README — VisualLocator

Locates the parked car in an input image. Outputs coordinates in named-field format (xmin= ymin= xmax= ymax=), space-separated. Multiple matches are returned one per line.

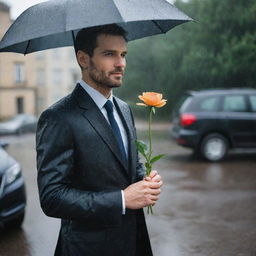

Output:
xmin=0 ymin=114 xmax=37 ymax=135
xmin=171 ymin=88 xmax=256 ymax=161
xmin=0 ymin=142 xmax=26 ymax=228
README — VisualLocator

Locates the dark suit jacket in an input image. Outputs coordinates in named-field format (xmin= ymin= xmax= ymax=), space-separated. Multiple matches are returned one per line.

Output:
xmin=36 ymin=84 xmax=153 ymax=256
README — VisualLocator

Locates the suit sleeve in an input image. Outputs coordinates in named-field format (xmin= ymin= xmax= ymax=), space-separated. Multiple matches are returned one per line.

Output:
xmin=36 ymin=109 xmax=122 ymax=227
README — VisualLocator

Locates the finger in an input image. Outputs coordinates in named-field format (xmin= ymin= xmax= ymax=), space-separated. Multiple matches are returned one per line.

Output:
xmin=150 ymin=200 xmax=157 ymax=206
xmin=150 ymin=195 xmax=159 ymax=201
xmin=149 ymin=188 xmax=161 ymax=195
xmin=144 ymin=176 xmax=151 ymax=181
xmin=153 ymin=180 xmax=163 ymax=187
xmin=151 ymin=174 xmax=162 ymax=182
xmin=148 ymin=181 xmax=162 ymax=189
xmin=149 ymin=170 xmax=158 ymax=178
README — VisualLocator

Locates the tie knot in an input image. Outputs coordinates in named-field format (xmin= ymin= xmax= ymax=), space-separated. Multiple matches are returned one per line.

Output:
xmin=104 ymin=100 xmax=114 ymax=113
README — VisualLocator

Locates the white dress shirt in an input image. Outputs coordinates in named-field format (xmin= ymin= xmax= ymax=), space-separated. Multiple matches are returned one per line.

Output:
xmin=79 ymin=79 xmax=127 ymax=214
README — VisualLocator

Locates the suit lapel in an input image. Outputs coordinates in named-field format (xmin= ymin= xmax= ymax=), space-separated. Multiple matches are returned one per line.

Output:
xmin=113 ymin=97 xmax=137 ymax=180
xmin=72 ymin=84 xmax=129 ymax=173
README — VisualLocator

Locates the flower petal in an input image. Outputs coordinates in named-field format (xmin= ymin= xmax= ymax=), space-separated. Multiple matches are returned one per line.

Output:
xmin=156 ymin=93 xmax=163 ymax=101
xmin=155 ymin=100 xmax=167 ymax=108
xmin=136 ymin=103 xmax=147 ymax=107
xmin=143 ymin=94 xmax=158 ymax=106
xmin=138 ymin=95 xmax=146 ymax=103
xmin=138 ymin=92 xmax=166 ymax=107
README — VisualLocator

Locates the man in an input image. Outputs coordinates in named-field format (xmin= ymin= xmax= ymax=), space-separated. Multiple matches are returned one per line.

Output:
xmin=36 ymin=24 xmax=163 ymax=256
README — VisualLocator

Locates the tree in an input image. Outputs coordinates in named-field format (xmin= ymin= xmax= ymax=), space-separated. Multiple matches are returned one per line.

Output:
xmin=116 ymin=0 xmax=256 ymax=118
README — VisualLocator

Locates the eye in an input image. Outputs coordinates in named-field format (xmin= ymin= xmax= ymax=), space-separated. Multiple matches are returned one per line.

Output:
xmin=104 ymin=52 xmax=114 ymax=56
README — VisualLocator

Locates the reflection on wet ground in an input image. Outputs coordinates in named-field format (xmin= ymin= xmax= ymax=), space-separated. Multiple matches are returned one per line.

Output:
xmin=141 ymin=130 xmax=256 ymax=256
xmin=0 ymin=129 xmax=256 ymax=256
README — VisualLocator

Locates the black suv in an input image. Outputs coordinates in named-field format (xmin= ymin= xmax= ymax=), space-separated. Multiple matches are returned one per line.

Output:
xmin=172 ymin=89 xmax=256 ymax=161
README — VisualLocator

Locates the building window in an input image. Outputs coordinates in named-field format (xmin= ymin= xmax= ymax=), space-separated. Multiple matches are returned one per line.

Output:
xmin=36 ymin=68 xmax=45 ymax=86
xmin=37 ymin=96 xmax=45 ymax=112
xmin=71 ymin=70 xmax=79 ymax=84
xmin=52 ymin=69 xmax=63 ymax=84
xmin=16 ymin=97 xmax=24 ymax=114
xmin=14 ymin=63 xmax=25 ymax=83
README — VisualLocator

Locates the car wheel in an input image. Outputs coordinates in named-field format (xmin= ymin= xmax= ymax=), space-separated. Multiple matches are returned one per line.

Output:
xmin=5 ymin=212 xmax=25 ymax=229
xmin=200 ymin=133 xmax=228 ymax=161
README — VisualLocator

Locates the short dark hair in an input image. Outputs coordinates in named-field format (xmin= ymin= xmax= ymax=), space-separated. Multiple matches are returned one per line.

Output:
xmin=74 ymin=24 xmax=128 ymax=57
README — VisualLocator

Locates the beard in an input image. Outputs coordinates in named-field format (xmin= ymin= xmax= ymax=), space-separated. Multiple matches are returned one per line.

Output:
xmin=88 ymin=59 xmax=124 ymax=89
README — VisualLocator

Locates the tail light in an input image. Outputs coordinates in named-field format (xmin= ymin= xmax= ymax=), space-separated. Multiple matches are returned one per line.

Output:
xmin=180 ymin=113 xmax=197 ymax=127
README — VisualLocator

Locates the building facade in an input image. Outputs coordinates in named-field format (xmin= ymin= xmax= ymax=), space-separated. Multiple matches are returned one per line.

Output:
xmin=33 ymin=48 xmax=80 ymax=114
xmin=0 ymin=2 xmax=37 ymax=119
xmin=0 ymin=1 xmax=80 ymax=120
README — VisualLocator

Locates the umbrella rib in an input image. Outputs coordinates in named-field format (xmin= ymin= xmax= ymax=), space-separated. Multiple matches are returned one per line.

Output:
xmin=72 ymin=30 xmax=75 ymax=46
xmin=152 ymin=20 xmax=165 ymax=33
xmin=112 ymin=0 xmax=126 ymax=23
xmin=71 ymin=30 xmax=77 ymax=55
xmin=24 ymin=40 xmax=31 ymax=55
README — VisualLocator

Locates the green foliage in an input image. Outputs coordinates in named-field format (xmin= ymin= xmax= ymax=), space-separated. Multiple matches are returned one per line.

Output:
xmin=115 ymin=0 xmax=256 ymax=119
xmin=135 ymin=140 xmax=165 ymax=166
xmin=150 ymin=154 xmax=165 ymax=164
xmin=135 ymin=140 xmax=148 ymax=159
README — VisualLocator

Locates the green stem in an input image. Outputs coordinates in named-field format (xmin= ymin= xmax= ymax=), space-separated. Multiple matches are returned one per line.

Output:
xmin=147 ymin=205 xmax=153 ymax=214
xmin=147 ymin=107 xmax=154 ymax=215
xmin=147 ymin=107 xmax=153 ymax=176
xmin=149 ymin=107 xmax=153 ymax=159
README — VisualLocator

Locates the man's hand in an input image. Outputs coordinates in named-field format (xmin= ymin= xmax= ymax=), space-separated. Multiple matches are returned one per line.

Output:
xmin=144 ymin=170 xmax=162 ymax=183
xmin=124 ymin=170 xmax=163 ymax=210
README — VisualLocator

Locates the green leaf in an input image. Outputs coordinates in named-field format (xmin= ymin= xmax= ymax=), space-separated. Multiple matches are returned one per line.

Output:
xmin=145 ymin=162 xmax=151 ymax=169
xmin=135 ymin=140 xmax=148 ymax=158
xmin=150 ymin=154 xmax=165 ymax=164
xmin=152 ymin=107 xmax=156 ymax=114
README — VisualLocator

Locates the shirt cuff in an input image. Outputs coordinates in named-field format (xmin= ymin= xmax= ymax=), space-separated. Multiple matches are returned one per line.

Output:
xmin=121 ymin=190 xmax=126 ymax=215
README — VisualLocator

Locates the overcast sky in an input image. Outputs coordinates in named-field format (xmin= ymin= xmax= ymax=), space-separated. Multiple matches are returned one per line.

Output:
xmin=3 ymin=0 xmax=175 ymax=19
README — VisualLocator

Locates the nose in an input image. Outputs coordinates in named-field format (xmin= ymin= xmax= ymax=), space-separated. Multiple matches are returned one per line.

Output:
xmin=115 ymin=56 xmax=126 ymax=68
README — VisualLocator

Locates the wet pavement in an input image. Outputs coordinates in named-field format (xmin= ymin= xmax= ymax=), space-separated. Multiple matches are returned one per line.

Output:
xmin=0 ymin=125 xmax=256 ymax=256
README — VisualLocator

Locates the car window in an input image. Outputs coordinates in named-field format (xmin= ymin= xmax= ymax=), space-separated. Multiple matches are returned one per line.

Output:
xmin=186 ymin=96 xmax=220 ymax=112
xmin=180 ymin=96 xmax=193 ymax=112
xmin=200 ymin=97 xmax=220 ymax=111
xmin=223 ymin=95 xmax=247 ymax=112
xmin=249 ymin=95 xmax=256 ymax=112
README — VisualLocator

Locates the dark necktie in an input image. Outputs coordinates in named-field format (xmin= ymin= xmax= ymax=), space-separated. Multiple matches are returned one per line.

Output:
xmin=104 ymin=100 xmax=127 ymax=162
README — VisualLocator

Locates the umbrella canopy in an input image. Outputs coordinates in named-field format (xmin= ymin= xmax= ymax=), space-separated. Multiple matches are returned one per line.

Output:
xmin=0 ymin=0 xmax=192 ymax=54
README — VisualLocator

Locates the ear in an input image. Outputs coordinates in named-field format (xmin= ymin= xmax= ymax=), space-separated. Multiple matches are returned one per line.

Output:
xmin=77 ymin=50 xmax=89 ymax=69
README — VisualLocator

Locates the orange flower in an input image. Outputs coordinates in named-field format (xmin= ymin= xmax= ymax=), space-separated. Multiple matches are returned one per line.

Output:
xmin=137 ymin=92 xmax=167 ymax=108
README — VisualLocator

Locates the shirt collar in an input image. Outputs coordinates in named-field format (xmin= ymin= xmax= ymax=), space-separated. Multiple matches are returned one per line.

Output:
xmin=79 ymin=79 xmax=114 ymax=110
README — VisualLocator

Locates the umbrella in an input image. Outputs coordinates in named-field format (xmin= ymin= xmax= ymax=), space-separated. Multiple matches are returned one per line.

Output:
xmin=0 ymin=0 xmax=192 ymax=54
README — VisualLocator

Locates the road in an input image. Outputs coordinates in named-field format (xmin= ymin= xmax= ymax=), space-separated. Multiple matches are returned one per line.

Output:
xmin=0 ymin=126 xmax=256 ymax=256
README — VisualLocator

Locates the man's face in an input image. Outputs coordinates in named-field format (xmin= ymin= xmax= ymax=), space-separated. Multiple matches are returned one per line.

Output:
xmin=86 ymin=34 xmax=127 ymax=89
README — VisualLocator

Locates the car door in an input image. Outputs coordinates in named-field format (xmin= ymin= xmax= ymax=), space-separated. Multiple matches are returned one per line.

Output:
xmin=248 ymin=94 xmax=256 ymax=146
xmin=221 ymin=94 xmax=254 ymax=147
